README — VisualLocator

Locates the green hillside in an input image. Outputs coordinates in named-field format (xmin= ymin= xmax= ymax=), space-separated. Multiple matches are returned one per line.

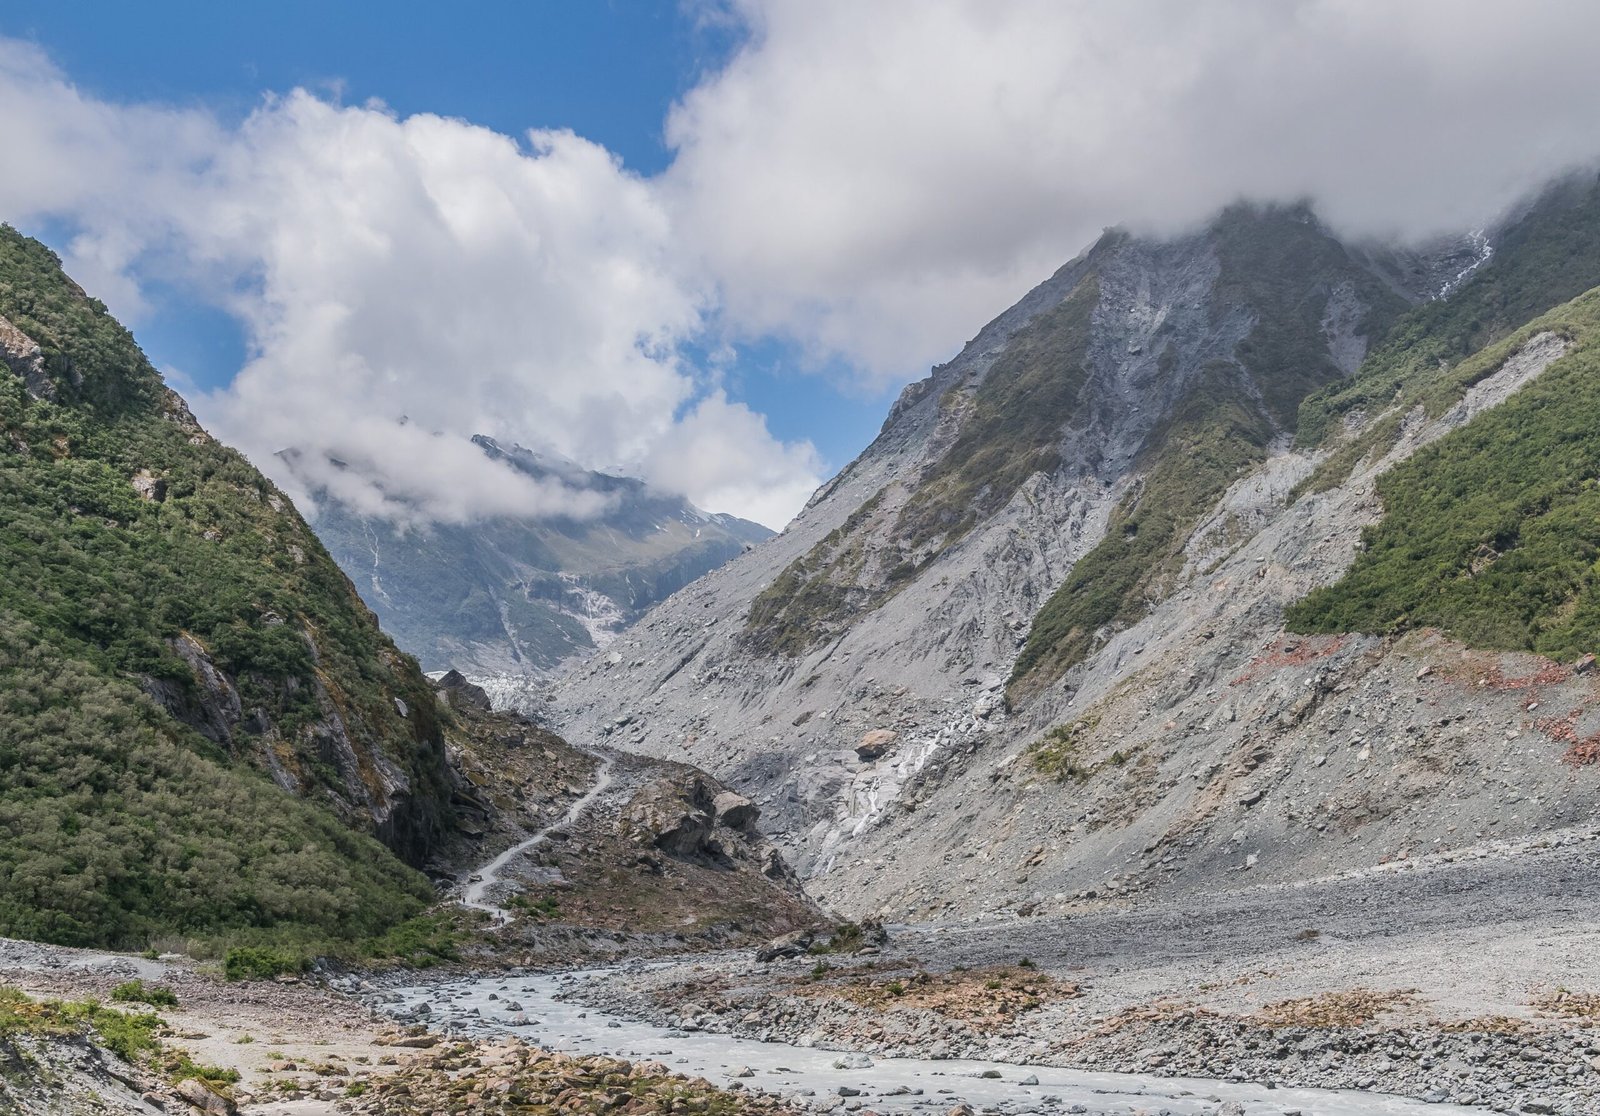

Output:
xmin=1287 ymin=289 xmax=1600 ymax=658
xmin=0 ymin=227 xmax=449 ymax=949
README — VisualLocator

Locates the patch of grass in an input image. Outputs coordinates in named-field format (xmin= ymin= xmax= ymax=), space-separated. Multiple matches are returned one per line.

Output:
xmin=109 ymin=979 xmax=178 ymax=1008
xmin=1029 ymin=718 xmax=1098 ymax=782
xmin=796 ymin=966 xmax=1079 ymax=1031
xmin=1255 ymin=988 xmax=1419 ymax=1029
xmin=509 ymin=894 xmax=562 ymax=924
xmin=1287 ymin=291 xmax=1600 ymax=661
xmin=0 ymin=987 xmax=163 ymax=1065
xmin=168 ymin=1057 xmax=241 ymax=1085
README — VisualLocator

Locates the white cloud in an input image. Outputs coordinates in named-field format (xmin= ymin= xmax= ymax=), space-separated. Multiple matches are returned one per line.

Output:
xmin=3 ymin=4 xmax=1600 ymax=525
xmin=0 ymin=44 xmax=822 ymax=528
xmin=666 ymin=0 xmax=1600 ymax=384
xmin=638 ymin=391 xmax=824 ymax=531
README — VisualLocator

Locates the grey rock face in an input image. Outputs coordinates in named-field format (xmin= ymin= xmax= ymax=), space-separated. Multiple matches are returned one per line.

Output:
xmin=548 ymin=205 xmax=1593 ymax=923
xmin=0 ymin=313 xmax=54 ymax=400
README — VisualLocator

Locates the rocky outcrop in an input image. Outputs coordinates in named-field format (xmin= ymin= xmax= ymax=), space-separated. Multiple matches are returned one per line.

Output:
xmin=436 ymin=669 xmax=493 ymax=713
xmin=0 ymin=313 xmax=53 ymax=400
xmin=620 ymin=771 xmax=787 ymax=878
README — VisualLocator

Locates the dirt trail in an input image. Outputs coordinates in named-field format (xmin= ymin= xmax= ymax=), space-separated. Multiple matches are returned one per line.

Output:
xmin=461 ymin=752 xmax=616 ymax=921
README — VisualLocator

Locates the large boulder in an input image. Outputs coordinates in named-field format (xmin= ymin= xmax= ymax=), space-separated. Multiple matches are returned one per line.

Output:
xmin=855 ymin=729 xmax=899 ymax=761
xmin=619 ymin=771 xmax=780 ymax=871
xmin=712 ymin=789 xmax=759 ymax=830
xmin=620 ymin=773 xmax=720 ymax=857
xmin=435 ymin=669 xmax=492 ymax=713
xmin=755 ymin=929 xmax=814 ymax=962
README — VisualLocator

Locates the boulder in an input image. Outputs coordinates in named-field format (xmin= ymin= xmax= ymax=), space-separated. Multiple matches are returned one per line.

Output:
xmin=619 ymin=779 xmax=716 ymax=857
xmin=713 ymin=790 xmax=759 ymax=829
xmin=856 ymin=729 xmax=899 ymax=760
xmin=435 ymin=669 xmax=492 ymax=712
xmin=174 ymin=1079 xmax=236 ymax=1116
xmin=755 ymin=929 xmax=814 ymax=962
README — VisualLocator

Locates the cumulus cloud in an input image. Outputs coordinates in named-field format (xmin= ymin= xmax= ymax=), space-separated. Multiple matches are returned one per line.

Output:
xmin=4 ymin=4 xmax=1600 ymax=525
xmin=667 ymin=0 xmax=1600 ymax=384
xmin=637 ymin=391 xmax=826 ymax=531
xmin=0 ymin=41 xmax=822 ymax=528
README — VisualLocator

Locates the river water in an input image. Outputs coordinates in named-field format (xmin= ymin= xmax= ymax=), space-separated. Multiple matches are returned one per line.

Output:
xmin=380 ymin=969 xmax=1484 ymax=1116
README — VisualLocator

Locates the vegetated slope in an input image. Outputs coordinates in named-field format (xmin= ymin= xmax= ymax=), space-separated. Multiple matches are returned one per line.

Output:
xmin=0 ymin=229 xmax=811 ymax=956
xmin=304 ymin=437 xmax=771 ymax=676
xmin=1288 ymin=288 xmax=1600 ymax=658
xmin=0 ymin=226 xmax=452 ymax=949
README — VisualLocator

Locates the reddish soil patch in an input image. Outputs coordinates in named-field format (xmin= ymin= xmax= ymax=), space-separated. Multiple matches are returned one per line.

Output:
xmin=1231 ymin=635 xmax=1346 ymax=686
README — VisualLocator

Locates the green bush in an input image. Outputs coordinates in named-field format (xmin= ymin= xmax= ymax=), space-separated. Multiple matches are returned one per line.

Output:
xmin=109 ymin=980 xmax=178 ymax=1008
xmin=222 ymin=946 xmax=309 ymax=982
xmin=358 ymin=911 xmax=465 ymax=968
xmin=169 ymin=1057 xmax=241 ymax=1085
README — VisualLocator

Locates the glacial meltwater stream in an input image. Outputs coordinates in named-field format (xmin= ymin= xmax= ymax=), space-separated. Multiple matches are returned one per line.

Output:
xmin=381 ymin=969 xmax=1484 ymax=1116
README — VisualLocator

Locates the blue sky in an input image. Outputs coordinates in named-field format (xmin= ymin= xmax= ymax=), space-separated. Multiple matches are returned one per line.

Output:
xmin=0 ymin=0 xmax=898 ymax=496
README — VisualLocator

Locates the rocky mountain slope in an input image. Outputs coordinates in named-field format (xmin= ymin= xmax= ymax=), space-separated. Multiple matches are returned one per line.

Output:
xmin=300 ymin=438 xmax=770 ymax=676
xmin=0 ymin=227 xmax=805 ymax=957
xmin=0 ymin=226 xmax=458 ymax=949
xmin=548 ymin=174 xmax=1600 ymax=921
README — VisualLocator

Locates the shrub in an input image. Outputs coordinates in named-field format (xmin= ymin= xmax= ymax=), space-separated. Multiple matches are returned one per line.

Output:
xmin=109 ymin=980 xmax=178 ymax=1007
xmin=222 ymin=946 xmax=308 ymax=982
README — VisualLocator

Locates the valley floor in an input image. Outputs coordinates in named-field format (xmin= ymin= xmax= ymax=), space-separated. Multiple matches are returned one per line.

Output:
xmin=559 ymin=830 xmax=1600 ymax=1115
xmin=4 ymin=829 xmax=1596 ymax=1115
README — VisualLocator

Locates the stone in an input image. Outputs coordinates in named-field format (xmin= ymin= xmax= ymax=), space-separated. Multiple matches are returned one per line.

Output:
xmin=131 ymin=469 xmax=167 ymax=502
xmin=713 ymin=790 xmax=759 ymax=829
xmin=755 ymin=930 xmax=814 ymax=962
xmin=856 ymin=730 xmax=900 ymax=761
xmin=434 ymin=669 xmax=491 ymax=712
xmin=174 ymin=1079 xmax=236 ymax=1116
xmin=0 ymin=314 xmax=52 ymax=400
